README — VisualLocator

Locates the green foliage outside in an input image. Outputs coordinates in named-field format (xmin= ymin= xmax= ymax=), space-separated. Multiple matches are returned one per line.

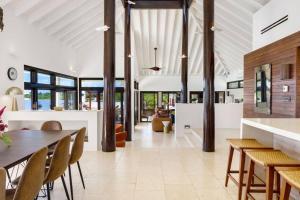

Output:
xmin=143 ymin=93 xmax=157 ymax=109
xmin=38 ymin=92 xmax=51 ymax=100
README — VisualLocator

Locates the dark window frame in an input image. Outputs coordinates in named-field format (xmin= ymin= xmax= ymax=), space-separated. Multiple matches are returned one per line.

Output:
xmin=24 ymin=65 xmax=78 ymax=110
xmin=189 ymin=91 xmax=226 ymax=103
xmin=227 ymin=80 xmax=244 ymax=89
xmin=78 ymin=78 xmax=125 ymax=124
xmin=140 ymin=91 xmax=159 ymax=122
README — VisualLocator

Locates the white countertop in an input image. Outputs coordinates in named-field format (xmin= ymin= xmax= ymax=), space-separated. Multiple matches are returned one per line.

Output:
xmin=242 ymin=118 xmax=300 ymax=141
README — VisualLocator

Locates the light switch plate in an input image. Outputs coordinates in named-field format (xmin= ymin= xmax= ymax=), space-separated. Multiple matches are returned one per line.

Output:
xmin=283 ymin=85 xmax=289 ymax=92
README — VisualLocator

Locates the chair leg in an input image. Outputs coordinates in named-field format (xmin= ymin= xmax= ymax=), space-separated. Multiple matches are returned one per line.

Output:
xmin=280 ymin=180 xmax=291 ymax=200
xmin=225 ymin=146 xmax=234 ymax=187
xmin=68 ymin=165 xmax=74 ymax=200
xmin=245 ymin=160 xmax=255 ymax=200
xmin=238 ymin=150 xmax=246 ymax=200
xmin=61 ymin=175 xmax=70 ymax=200
xmin=77 ymin=161 xmax=86 ymax=189
xmin=266 ymin=167 xmax=275 ymax=200
xmin=275 ymin=172 xmax=280 ymax=200
xmin=46 ymin=183 xmax=51 ymax=200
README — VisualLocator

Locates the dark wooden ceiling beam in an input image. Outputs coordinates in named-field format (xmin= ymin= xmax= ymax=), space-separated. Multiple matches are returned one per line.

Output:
xmin=121 ymin=0 xmax=183 ymax=9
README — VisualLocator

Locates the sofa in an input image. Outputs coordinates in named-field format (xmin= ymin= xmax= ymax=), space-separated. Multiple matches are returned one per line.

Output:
xmin=152 ymin=117 xmax=172 ymax=132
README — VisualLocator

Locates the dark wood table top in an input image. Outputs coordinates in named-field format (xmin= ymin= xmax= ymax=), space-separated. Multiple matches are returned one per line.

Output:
xmin=0 ymin=130 xmax=77 ymax=169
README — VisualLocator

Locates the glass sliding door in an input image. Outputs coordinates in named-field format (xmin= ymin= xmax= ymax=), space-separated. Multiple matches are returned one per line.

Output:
xmin=161 ymin=92 xmax=180 ymax=110
xmin=55 ymin=91 xmax=65 ymax=108
xmin=55 ymin=90 xmax=77 ymax=110
xmin=140 ymin=92 xmax=158 ymax=122
xmin=66 ymin=91 xmax=76 ymax=110
xmin=81 ymin=91 xmax=99 ymax=110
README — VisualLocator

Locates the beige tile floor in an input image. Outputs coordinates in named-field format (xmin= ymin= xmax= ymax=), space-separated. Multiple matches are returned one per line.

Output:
xmin=48 ymin=123 xmax=267 ymax=200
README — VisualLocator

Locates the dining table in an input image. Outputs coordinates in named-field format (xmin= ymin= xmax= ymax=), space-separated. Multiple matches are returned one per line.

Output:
xmin=0 ymin=130 xmax=78 ymax=169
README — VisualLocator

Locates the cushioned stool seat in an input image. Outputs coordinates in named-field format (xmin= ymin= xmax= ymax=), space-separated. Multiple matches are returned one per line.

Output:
xmin=245 ymin=150 xmax=300 ymax=200
xmin=276 ymin=167 xmax=300 ymax=200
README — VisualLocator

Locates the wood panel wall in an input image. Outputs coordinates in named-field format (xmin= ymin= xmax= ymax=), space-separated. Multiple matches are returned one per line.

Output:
xmin=244 ymin=31 xmax=300 ymax=118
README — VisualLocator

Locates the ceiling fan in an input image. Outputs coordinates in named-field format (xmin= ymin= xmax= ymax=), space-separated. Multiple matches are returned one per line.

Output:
xmin=143 ymin=48 xmax=163 ymax=72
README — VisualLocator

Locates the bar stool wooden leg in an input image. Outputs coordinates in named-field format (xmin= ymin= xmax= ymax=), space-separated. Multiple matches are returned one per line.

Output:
xmin=225 ymin=146 xmax=234 ymax=187
xmin=275 ymin=172 xmax=280 ymax=200
xmin=245 ymin=160 xmax=255 ymax=200
xmin=238 ymin=150 xmax=246 ymax=200
xmin=266 ymin=167 xmax=275 ymax=200
xmin=280 ymin=180 xmax=291 ymax=200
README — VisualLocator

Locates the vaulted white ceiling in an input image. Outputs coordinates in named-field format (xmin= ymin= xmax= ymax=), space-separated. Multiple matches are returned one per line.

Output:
xmin=1 ymin=0 xmax=271 ymax=79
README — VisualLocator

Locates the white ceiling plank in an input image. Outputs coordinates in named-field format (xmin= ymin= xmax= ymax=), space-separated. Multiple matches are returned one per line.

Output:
xmin=63 ymin=18 xmax=103 ymax=44
xmin=14 ymin=0 xmax=44 ymax=16
xmin=246 ymin=0 xmax=264 ymax=9
xmin=57 ymin=11 xmax=103 ymax=41
xmin=38 ymin=0 xmax=90 ymax=30
xmin=28 ymin=0 xmax=69 ymax=24
xmin=160 ymin=10 xmax=168 ymax=75
xmin=46 ymin=1 xmax=101 ymax=36
xmin=175 ymin=34 xmax=183 ymax=75
xmin=168 ymin=10 xmax=182 ymax=75
xmin=73 ymin=33 xmax=99 ymax=49
xmin=0 ymin=0 xmax=14 ymax=7
xmin=194 ymin=41 xmax=203 ymax=75
xmin=70 ymin=29 xmax=98 ymax=47
xmin=164 ymin=10 xmax=177 ymax=76
xmin=188 ymin=20 xmax=200 ymax=74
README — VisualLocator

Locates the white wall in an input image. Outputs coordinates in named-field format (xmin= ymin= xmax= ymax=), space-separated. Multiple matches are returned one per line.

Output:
xmin=253 ymin=0 xmax=300 ymax=49
xmin=76 ymin=34 xmax=125 ymax=78
xmin=0 ymin=9 xmax=77 ymax=109
xmin=175 ymin=103 xmax=243 ymax=137
xmin=139 ymin=75 xmax=227 ymax=91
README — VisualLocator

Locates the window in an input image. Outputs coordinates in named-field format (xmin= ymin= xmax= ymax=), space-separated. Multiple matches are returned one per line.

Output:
xmin=37 ymin=73 xmax=51 ymax=84
xmin=24 ymin=90 xmax=32 ymax=110
xmin=81 ymin=91 xmax=99 ymax=110
xmin=24 ymin=70 xmax=31 ymax=82
xmin=140 ymin=92 xmax=158 ymax=122
xmin=38 ymin=90 xmax=51 ymax=110
xmin=56 ymin=92 xmax=65 ymax=108
xmin=115 ymin=80 xmax=124 ymax=87
xmin=81 ymin=80 xmax=103 ymax=87
xmin=79 ymin=78 xmax=124 ymax=124
xmin=24 ymin=65 xmax=77 ymax=110
xmin=56 ymin=76 xmax=75 ymax=87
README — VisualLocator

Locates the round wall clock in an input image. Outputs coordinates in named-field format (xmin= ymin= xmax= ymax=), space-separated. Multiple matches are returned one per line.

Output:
xmin=7 ymin=67 xmax=18 ymax=80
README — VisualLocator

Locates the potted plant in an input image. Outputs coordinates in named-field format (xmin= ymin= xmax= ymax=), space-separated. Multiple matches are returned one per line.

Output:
xmin=0 ymin=107 xmax=11 ymax=146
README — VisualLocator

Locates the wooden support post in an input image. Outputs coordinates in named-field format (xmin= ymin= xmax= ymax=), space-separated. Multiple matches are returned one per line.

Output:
xmin=203 ymin=0 xmax=215 ymax=152
xmin=124 ymin=3 xmax=132 ymax=141
xmin=181 ymin=0 xmax=189 ymax=103
xmin=102 ymin=0 xmax=116 ymax=152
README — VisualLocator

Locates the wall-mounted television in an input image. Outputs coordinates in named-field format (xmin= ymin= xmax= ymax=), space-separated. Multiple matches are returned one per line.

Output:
xmin=254 ymin=64 xmax=272 ymax=115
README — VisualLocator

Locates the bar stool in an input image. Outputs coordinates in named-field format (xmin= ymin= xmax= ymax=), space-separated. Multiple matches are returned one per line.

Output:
xmin=225 ymin=139 xmax=273 ymax=200
xmin=245 ymin=150 xmax=300 ymax=200
xmin=276 ymin=167 xmax=300 ymax=200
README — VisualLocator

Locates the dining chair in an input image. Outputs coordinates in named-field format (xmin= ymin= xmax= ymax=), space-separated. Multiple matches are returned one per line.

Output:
xmin=3 ymin=147 xmax=48 ymax=200
xmin=41 ymin=121 xmax=62 ymax=131
xmin=68 ymin=127 xmax=86 ymax=200
xmin=44 ymin=135 xmax=71 ymax=200
xmin=41 ymin=121 xmax=62 ymax=155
